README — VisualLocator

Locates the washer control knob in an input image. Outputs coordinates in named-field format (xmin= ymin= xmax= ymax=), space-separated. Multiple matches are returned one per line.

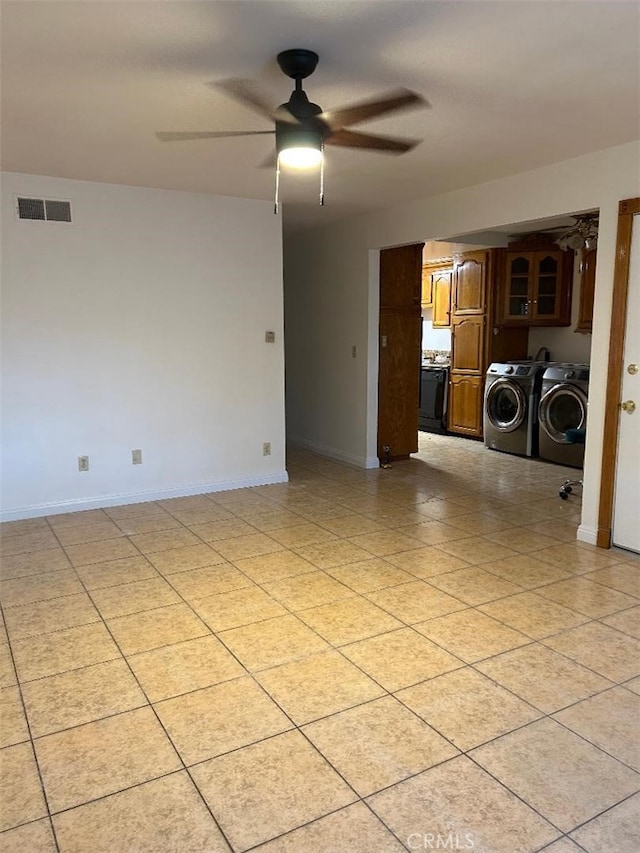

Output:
xmin=505 ymin=366 xmax=514 ymax=374
xmin=564 ymin=370 xmax=575 ymax=379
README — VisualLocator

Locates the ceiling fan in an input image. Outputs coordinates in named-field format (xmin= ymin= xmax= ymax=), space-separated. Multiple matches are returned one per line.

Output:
xmin=156 ymin=49 xmax=427 ymax=208
xmin=553 ymin=213 xmax=599 ymax=251
xmin=510 ymin=213 xmax=599 ymax=252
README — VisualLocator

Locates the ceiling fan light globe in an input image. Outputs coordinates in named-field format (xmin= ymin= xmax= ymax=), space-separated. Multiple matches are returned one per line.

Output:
xmin=567 ymin=232 xmax=587 ymax=251
xmin=278 ymin=146 xmax=323 ymax=169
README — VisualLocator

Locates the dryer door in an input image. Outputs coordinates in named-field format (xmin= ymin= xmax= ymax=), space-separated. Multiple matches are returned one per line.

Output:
xmin=538 ymin=383 xmax=588 ymax=443
xmin=485 ymin=378 xmax=528 ymax=432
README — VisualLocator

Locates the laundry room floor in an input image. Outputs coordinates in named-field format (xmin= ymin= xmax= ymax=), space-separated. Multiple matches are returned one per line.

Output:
xmin=1 ymin=433 xmax=638 ymax=853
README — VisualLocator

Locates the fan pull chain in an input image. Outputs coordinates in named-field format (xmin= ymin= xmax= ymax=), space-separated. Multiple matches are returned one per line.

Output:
xmin=274 ymin=156 xmax=281 ymax=214
xmin=319 ymin=142 xmax=325 ymax=206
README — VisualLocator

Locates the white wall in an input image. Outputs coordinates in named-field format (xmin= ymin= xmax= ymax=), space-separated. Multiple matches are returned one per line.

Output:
xmin=283 ymin=141 xmax=640 ymax=543
xmin=1 ymin=173 xmax=287 ymax=519
xmin=421 ymin=313 xmax=452 ymax=353
xmin=284 ymin=227 xmax=372 ymax=467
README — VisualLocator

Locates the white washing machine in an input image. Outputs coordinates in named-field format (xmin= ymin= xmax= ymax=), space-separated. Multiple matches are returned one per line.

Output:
xmin=484 ymin=361 xmax=548 ymax=457
xmin=538 ymin=363 xmax=589 ymax=468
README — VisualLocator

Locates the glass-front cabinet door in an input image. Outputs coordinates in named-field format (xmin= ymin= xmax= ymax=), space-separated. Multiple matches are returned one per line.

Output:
xmin=533 ymin=253 xmax=561 ymax=321
xmin=501 ymin=248 xmax=571 ymax=326
xmin=504 ymin=253 xmax=532 ymax=321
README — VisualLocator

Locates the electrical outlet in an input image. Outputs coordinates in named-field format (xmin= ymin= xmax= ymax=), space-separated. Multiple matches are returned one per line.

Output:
xmin=265 ymin=331 xmax=275 ymax=343
xmin=352 ymin=345 xmax=357 ymax=359
xmin=132 ymin=449 xmax=142 ymax=465
xmin=78 ymin=456 xmax=89 ymax=472
xmin=263 ymin=442 xmax=271 ymax=456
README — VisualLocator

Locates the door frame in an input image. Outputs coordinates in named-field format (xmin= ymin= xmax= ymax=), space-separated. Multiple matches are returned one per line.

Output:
xmin=596 ymin=197 xmax=640 ymax=548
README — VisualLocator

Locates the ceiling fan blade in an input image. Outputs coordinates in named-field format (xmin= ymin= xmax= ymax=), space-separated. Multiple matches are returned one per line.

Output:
xmin=321 ymin=88 xmax=427 ymax=130
xmin=156 ymin=130 xmax=275 ymax=142
xmin=210 ymin=78 xmax=279 ymax=122
xmin=325 ymin=129 xmax=420 ymax=153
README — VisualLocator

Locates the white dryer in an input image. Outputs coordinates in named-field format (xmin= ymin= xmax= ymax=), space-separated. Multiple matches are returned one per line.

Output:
xmin=538 ymin=363 xmax=589 ymax=468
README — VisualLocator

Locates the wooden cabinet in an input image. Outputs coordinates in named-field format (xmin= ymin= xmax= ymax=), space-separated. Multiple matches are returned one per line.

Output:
xmin=447 ymin=251 xmax=492 ymax=437
xmin=448 ymin=374 xmax=484 ymax=436
xmin=500 ymin=246 xmax=573 ymax=326
xmin=453 ymin=252 xmax=487 ymax=315
xmin=432 ymin=270 xmax=452 ymax=328
xmin=422 ymin=262 xmax=452 ymax=327
xmin=421 ymin=265 xmax=433 ymax=307
xmin=451 ymin=317 xmax=484 ymax=373
xmin=447 ymin=248 xmax=528 ymax=439
xmin=575 ymin=248 xmax=596 ymax=333
xmin=377 ymin=244 xmax=424 ymax=461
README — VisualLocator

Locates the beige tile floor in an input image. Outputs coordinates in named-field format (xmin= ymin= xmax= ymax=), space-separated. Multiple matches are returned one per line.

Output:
xmin=1 ymin=432 xmax=639 ymax=852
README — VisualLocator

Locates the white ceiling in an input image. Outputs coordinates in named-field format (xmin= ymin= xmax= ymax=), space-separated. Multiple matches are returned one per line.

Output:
xmin=1 ymin=1 xmax=638 ymax=232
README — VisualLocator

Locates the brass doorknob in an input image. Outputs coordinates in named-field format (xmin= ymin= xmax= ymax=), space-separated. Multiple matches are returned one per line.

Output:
xmin=620 ymin=400 xmax=636 ymax=413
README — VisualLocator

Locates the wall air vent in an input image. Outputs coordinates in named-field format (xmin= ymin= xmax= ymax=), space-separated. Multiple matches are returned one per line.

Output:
xmin=17 ymin=197 xmax=45 ymax=220
xmin=44 ymin=199 xmax=72 ymax=222
xmin=16 ymin=197 xmax=72 ymax=222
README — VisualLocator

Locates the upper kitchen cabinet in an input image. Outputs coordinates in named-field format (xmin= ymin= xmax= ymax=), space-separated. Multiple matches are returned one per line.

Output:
xmin=432 ymin=269 xmax=452 ymax=328
xmin=575 ymin=248 xmax=596 ymax=333
xmin=499 ymin=239 xmax=573 ymax=326
xmin=422 ymin=261 xmax=452 ymax=327
xmin=421 ymin=264 xmax=433 ymax=308
xmin=452 ymin=251 xmax=488 ymax=316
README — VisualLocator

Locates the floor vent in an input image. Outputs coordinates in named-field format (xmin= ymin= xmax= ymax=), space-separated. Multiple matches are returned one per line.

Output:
xmin=16 ymin=197 xmax=72 ymax=222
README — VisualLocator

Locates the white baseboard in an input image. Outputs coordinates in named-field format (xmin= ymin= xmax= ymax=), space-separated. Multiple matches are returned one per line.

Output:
xmin=577 ymin=524 xmax=598 ymax=546
xmin=0 ymin=471 xmax=289 ymax=522
xmin=287 ymin=436 xmax=374 ymax=469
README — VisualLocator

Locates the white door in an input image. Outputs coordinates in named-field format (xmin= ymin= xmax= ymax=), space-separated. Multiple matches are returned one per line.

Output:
xmin=612 ymin=212 xmax=640 ymax=552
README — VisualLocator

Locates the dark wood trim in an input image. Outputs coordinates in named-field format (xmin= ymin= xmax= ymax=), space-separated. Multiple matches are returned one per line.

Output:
xmin=379 ymin=305 xmax=422 ymax=315
xmin=377 ymin=243 xmax=424 ymax=462
xmin=596 ymin=197 xmax=640 ymax=548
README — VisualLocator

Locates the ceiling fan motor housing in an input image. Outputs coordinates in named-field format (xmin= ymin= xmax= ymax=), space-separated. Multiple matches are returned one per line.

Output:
xmin=276 ymin=49 xmax=319 ymax=80
xmin=275 ymin=119 xmax=326 ymax=156
xmin=276 ymin=85 xmax=328 ymax=155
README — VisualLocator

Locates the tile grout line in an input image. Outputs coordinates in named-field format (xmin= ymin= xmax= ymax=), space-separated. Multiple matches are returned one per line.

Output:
xmin=39 ymin=503 xmax=396 ymax=849
xmin=1 ymin=440 xmax=637 ymax=848
xmin=44 ymin=522 xmax=243 ymax=853
xmin=24 ymin=500 xmax=465 ymax=848
xmin=0 ymin=590 xmax=62 ymax=852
